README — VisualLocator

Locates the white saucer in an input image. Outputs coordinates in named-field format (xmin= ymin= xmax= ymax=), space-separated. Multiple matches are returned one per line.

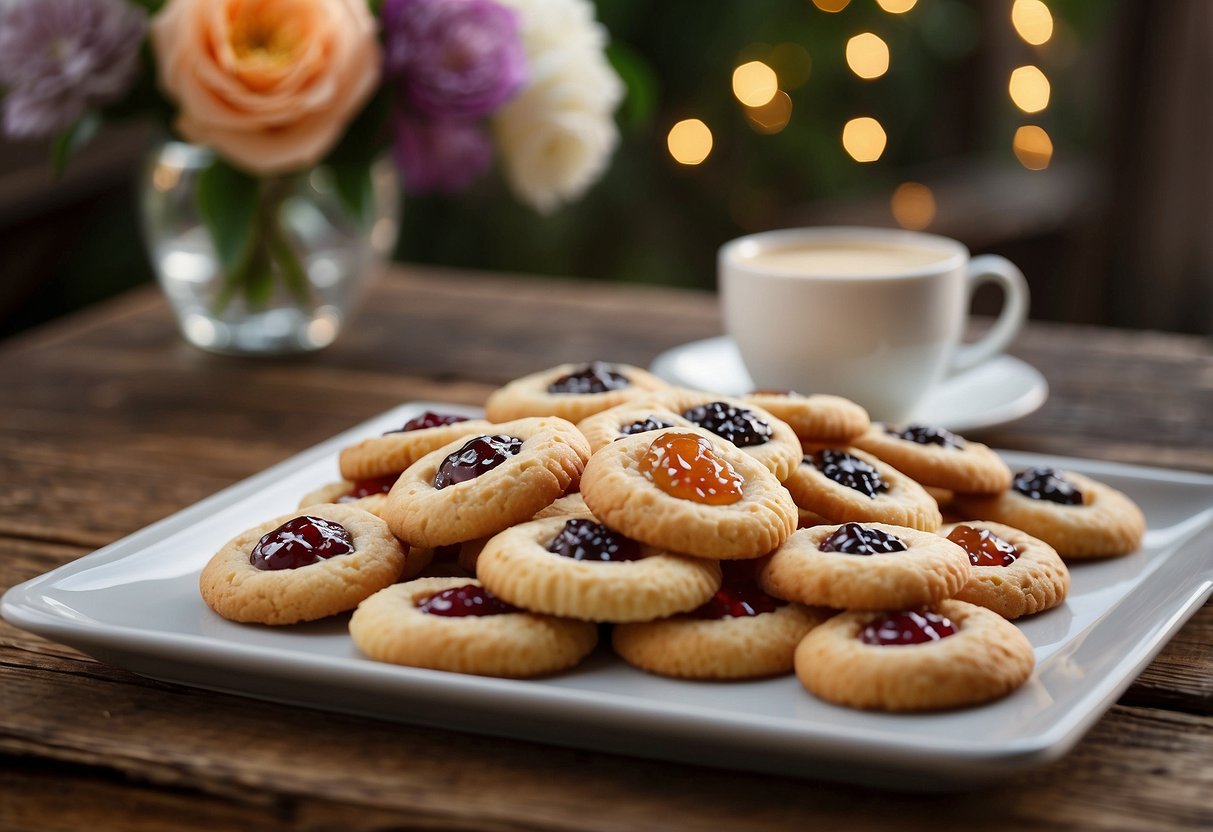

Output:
xmin=649 ymin=336 xmax=1048 ymax=433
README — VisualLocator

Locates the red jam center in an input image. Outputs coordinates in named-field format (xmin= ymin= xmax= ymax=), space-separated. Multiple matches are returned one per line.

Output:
xmin=947 ymin=525 xmax=1020 ymax=567
xmin=859 ymin=610 xmax=957 ymax=646
xmin=433 ymin=434 xmax=522 ymax=490
xmin=418 ymin=585 xmax=519 ymax=617
xmin=389 ymin=411 xmax=470 ymax=433
xmin=340 ymin=474 xmax=398 ymax=502
xmin=692 ymin=560 xmax=782 ymax=619
xmin=250 ymin=515 xmax=354 ymax=571
xmin=819 ymin=522 xmax=907 ymax=556
xmin=640 ymin=432 xmax=744 ymax=505
xmin=547 ymin=519 xmax=643 ymax=562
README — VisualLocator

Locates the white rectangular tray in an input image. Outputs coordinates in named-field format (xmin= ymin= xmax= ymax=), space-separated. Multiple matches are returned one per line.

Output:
xmin=5 ymin=402 xmax=1212 ymax=790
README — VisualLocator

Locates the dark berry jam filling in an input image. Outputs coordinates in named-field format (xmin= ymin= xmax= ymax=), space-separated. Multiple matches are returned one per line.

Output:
xmin=682 ymin=401 xmax=772 ymax=447
xmin=947 ymin=525 xmax=1020 ymax=567
xmin=387 ymin=411 xmax=470 ymax=434
xmin=692 ymin=559 xmax=783 ymax=619
xmin=819 ymin=522 xmax=908 ymax=556
xmin=859 ymin=610 xmax=957 ymax=645
xmin=418 ymin=584 xmax=519 ymax=617
xmin=547 ymin=361 xmax=630 ymax=394
xmin=1012 ymin=467 xmax=1084 ymax=505
xmin=809 ymin=449 xmax=888 ymax=499
xmin=885 ymin=423 xmax=965 ymax=450
xmin=547 ymin=519 xmax=643 ymax=562
xmin=250 ymin=515 xmax=354 ymax=571
xmin=618 ymin=416 xmax=676 ymax=437
xmin=340 ymin=474 xmax=398 ymax=502
xmin=434 ymin=434 xmax=523 ymax=490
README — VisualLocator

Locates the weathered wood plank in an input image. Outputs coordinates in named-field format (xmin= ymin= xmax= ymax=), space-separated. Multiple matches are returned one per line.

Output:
xmin=2 ymin=650 xmax=1210 ymax=832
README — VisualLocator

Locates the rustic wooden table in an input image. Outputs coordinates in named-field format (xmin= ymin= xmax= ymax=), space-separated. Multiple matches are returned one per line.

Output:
xmin=2 ymin=265 xmax=1211 ymax=831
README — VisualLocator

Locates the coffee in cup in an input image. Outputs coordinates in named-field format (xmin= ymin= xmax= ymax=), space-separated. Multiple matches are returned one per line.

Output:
xmin=718 ymin=227 xmax=1028 ymax=421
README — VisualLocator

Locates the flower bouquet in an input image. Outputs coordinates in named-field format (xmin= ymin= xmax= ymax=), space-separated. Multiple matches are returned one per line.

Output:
xmin=0 ymin=0 xmax=624 ymax=352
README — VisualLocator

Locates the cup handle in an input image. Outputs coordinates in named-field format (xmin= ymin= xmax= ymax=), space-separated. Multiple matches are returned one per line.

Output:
xmin=949 ymin=254 xmax=1029 ymax=375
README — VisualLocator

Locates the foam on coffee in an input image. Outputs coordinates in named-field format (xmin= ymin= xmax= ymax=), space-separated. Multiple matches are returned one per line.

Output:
xmin=742 ymin=242 xmax=951 ymax=277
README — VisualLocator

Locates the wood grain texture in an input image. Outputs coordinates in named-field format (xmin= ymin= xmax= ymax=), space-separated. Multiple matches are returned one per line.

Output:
xmin=1 ymin=268 xmax=1212 ymax=830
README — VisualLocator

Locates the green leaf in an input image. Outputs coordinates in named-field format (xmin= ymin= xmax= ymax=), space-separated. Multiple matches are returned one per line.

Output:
xmin=196 ymin=160 xmax=260 ymax=277
xmin=264 ymin=213 xmax=312 ymax=305
xmin=51 ymin=114 xmax=101 ymax=176
xmin=329 ymin=163 xmax=375 ymax=229
xmin=242 ymin=239 xmax=274 ymax=308
xmin=606 ymin=43 xmax=658 ymax=132
xmin=326 ymin=88 xmax=392 ymax=167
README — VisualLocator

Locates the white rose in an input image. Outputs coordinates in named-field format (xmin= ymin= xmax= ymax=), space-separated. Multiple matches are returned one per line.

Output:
xmin=498 ymin=0 xmax=606 ymax=56
xmin=493 ymin=0 xmax=623 ymax=213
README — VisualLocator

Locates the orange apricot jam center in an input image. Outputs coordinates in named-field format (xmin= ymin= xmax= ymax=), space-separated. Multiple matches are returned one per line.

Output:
xmin=639 ymin=432 xmax=744 ymax=505
xmin=947 ymin=524 xmax=1020 ymax=567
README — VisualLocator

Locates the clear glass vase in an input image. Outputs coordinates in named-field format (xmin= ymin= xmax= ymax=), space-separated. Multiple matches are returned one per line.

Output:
xmin=140 ymin=142 xmax=399 ymax=355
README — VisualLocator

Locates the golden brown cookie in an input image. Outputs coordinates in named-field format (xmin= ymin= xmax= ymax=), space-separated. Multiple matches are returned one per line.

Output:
xmin=580 ymin=426 xmax=797 ymax=559
xmin=298 ymin=481 xmax=389 ymax=517
xmin=759 ymin=523 xmax=971 ymax=611
xmin=852 ymin=423 xmax=1011 ymax=494
xmin=484 ymin=361 xmax=669 ymax=423
xmin=784 ymin=446 xmax=942 ymax=531
xmin=794 ymin=600 xmax=1035 ymax=711
xmin=939 ymin=520 xmax=1070 ymax=619
xmin=532 ymin=492 xmax=594 ymax=520
xmin=612 ymin=560 xmax=834 ymax=679
xmin=654 ymin=390 xmax=802 ymax=482
xmin=476 ymin=517 xmax=721 ymax=622
xmin=349 ymin=577 xmax=598 ymax=678
xmin=338 ymin=412 xmax=492 ymax=481
xmin=950 ymin=467 xmax=1146 ymax=559
xmin=743 ymin=391 xmax=870 ymax=444
xmin=614 ymin=604 xmax=831 ymax=680
xmin=382 ymin=417 xmax=591 ymax=548
xmin=199 ymin=504 xmax=406 ymax=625
xmin=576 ymin=403 xmax=695 ymax=454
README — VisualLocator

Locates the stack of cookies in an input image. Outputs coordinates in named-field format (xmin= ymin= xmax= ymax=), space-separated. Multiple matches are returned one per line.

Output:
xmin=198 ymin=360 xmax=1147 ymax=712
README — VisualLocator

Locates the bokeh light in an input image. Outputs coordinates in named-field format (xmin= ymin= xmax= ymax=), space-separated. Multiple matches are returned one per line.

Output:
xmin=1013 ymin=125 xmax=1053 ymax=170
xmin=846 ymin=33 xmax=890 ymax=80
xmin=746 ymin=90 xmax=793 ymax=135
xmin=733 ymin=61 xmax=779 ymax=107
xmin=1012 ymin=0 xmax=1054 ymax=46
xmin=890 ymin=182 xmax=936 ymax=229
xmin=811 ymin=0 xmax=850 ymax=13
xmin=876 ymin=0 xmax=918 ymax=13
xmin=1009 ymin=65 xmax=1050 ymax=113
xmin=668 ymin=119 xmax=714 ymax=165
xmin=842 ymin=117 xmax=887 ymax=163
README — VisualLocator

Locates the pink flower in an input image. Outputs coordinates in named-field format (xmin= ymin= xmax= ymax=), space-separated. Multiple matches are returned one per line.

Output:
xmin=150 ymin=0 xmax=381 ymax=175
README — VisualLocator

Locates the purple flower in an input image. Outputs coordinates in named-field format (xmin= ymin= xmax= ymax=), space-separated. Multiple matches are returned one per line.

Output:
xmin=392 ymin=113 xmax=494 ymax=195
xmin=0 ymin=0 xmax=146 ymax=139
xmin=381 ymin=0 xmax=528 ymax=120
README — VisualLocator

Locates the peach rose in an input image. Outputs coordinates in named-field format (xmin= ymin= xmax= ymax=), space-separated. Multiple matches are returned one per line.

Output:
xmin=151 ymin=0 xmax=381 ymax=175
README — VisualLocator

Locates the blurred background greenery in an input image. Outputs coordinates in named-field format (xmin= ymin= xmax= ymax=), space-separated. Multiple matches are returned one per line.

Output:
xmin=1 ymin=0 xmax=1209 ymax=340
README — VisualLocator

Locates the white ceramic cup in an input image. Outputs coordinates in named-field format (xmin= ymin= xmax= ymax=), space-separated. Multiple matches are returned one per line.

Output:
xmin=719 ymin=227 xmax=1029 ymax=421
